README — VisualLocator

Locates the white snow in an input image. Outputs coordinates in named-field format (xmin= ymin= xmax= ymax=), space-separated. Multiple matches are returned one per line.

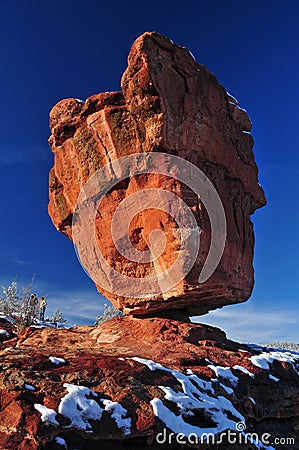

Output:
xmin=118 ymin=357 xmax=125 ymax=361
xmin=131 ymin=356 xmax=166 ymax=371
xmin=226 ymin=92 xmax=238 ymax=103
xmin=248 ymin=396 xmax=256 ymax=405
xmin=57 ymin=383 xmax=131 ymax=435
xmin=24 ymin=383 xmax=35 ymax=391
xmin=268 ymin=374 xmax=279 ymax=382
xmin=205 ymin=358 xmax=213 ymax=364
xmin=102 ymin=399 xmax=131 ymax=436
xmin=75 ymin=98 xmax=84 ymax=103
xmin=250 ymin=354 xmax=272 ymax=370
xmin=219 ymin=383 xmax=234 ymax=395
xmin=233 ymin=365 xmax=255 ymax=378
xmin=34 ymin=404 xmax=59 ymax=426
xmin=0 ymin=314 xmax=15 ymax=324
xmin=0 ymin=329 xmax=9 ymax=336
xmin=35 ymin=383 xmax=131 ymax=435
xmin=250 ymin=350 xmax=299 ymax=373
xmin=49 ymin=356 xmax=66 ymax=365
xmin=188 ymin=50 xmax=196 ymax=61
xmin=58 ymin=384 xmax=103 ymax=432
xmin=55 ymin=437 xmax=67 ymax=448
xmin=229 ymin=101 xmax=247 ymax=113
xmin=133 ymin=357 xmax=244 ymax=439
xmin=208 ymin=365 xmax=239 ymax=387
xmin=242 ymin=130 xmax=252 ymax=135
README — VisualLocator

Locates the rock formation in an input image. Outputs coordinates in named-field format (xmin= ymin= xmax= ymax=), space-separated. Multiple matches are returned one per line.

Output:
xmin=2 ymin=33 xmax=298 ymax=450
xmin=0 ymin=319 xmax=298 ymax=449
xmin=48 ymin=32 xmax=266 ymax=316
xmin=0 ymin=315 xmax=15 ymax=343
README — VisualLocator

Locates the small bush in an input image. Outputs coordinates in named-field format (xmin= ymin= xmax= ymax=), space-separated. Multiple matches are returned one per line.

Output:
xmin=0 ymin=280 xmax=66 ymax=333
xmin=51 ymin=308 xmax=67 ymax=324
xmin=0 ymin=280 xmax=38 ymax=333
xmin=94 ymin=303 xmax=123 ymax=326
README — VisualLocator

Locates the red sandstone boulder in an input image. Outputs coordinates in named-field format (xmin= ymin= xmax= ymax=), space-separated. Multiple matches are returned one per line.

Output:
xmin=48 ymin=32 xmax=266 ymax=316
xmin=0 ymin=318 xmax=298 ymax=449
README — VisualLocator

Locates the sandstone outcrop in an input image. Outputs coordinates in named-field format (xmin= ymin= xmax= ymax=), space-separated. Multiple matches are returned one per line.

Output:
xmin=48 ymin=32 xmax=266 ymax=316
xmin=0 ymin=319 xmax=298 ymax=449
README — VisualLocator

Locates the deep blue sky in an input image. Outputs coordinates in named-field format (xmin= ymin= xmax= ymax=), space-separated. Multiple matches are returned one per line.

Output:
xmin=0 ymin=0 xmax=298 ymax=342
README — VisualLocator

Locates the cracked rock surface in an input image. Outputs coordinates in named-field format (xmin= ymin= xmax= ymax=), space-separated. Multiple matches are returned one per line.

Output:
xmin=0 ymin=318 xmax=298 ymax=449
xmin=48 ymin=32 xmax=266 ymax=316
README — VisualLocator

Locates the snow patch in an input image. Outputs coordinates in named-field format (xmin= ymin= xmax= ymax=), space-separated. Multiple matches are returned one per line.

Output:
xmin=226 ymin=92 xmax=238 ymax=104
xmin=55 ymin=436 xmax=67 ymax=448
xmin=233 ymin=365 xmax=255 ymax=378
xmin=102 ymin=399 xmax=131 ymax=436
xmin=0 ymin=329 xmax=9 ymax=336
xmin=131 ymin=356 xmax=166 ymax=372
xmin=58 ymin=384 xmax=103 ymax=432
xmin=24 ymin=383 xmax=35 ymax=391
xmin=269 ymin=374 xmax=279 ymax=382
xmin=49 ymin=356 xmax=66 ymax=365
xmin=250 ymin=350 xmax=299 ymax=373
xmin=132 ymin=358 xmax=244 ymax=439
xmin=35 ymin=383 xmax=131 ymax=436
xmin=208 ymin=365 xmax=238 ymax=387
xmin=0 ymin=314 xmax=15 ymax=324
xmin=34 ymin=404 xmax=59 ymax=426
xmin=229 ymin=101 xmax=247 ymax=113
xmin=219 ymin=383 xmax=234 ymax=395
xmin=250 ymin=354 xmax=272 ymax=370
xmin=188 ymin=50 xmax=196 ymax=60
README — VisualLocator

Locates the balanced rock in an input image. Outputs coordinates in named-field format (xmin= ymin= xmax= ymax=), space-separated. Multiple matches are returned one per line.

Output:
xmin=48 ymin=32 xmax=266 ymax=316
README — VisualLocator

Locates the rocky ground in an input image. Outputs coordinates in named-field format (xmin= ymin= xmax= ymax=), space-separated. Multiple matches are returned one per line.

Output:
xmin=0 ymin=316 xmax=298 ymax=449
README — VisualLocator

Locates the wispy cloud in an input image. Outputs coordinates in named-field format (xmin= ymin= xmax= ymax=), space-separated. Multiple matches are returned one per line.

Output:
xmin=1 ymin=272 xmax=297 ymax=344
xmin=192 ymin=302 xmax=299 ymax=344
xmin=0 ymin=146 xmax=27 ymax=165
xmin=50 ymin=291 xmax=298 ymax=344
xmin=0 ymin=143 xmax=50 ymax=166
xmin=44 ymin=289 xmax=106 ymax=326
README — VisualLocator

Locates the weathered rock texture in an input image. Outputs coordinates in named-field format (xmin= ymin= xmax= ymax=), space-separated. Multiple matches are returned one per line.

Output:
xmin=0 ymin=315 xmax=15 ymax=343
xmin=0 ymin=319 xmax=298 ymax=449
xmin=48 ymin=32 xmax=266 ymax=316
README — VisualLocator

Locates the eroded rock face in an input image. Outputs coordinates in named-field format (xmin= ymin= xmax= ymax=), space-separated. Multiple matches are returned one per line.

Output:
xmin=48 ymin=32 xmax=266 ymax=316
xmin=0 ymin=319 xmax=298 ymax=449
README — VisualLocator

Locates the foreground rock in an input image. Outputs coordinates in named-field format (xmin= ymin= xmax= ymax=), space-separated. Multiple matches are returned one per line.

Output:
xmin=0 ymin=317 xmax=298 ymax=449
xmin=0 ymin=314 xmax=15 ymax=343
xmin=48 ymin=32 xmax=266 ymax=316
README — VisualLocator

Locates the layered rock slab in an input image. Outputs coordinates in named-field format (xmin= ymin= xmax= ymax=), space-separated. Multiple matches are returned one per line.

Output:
xmin=0 ymin=318 xmax=298 ymax=449
xmin=48 ymin=32 xmax=266 ymax=316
